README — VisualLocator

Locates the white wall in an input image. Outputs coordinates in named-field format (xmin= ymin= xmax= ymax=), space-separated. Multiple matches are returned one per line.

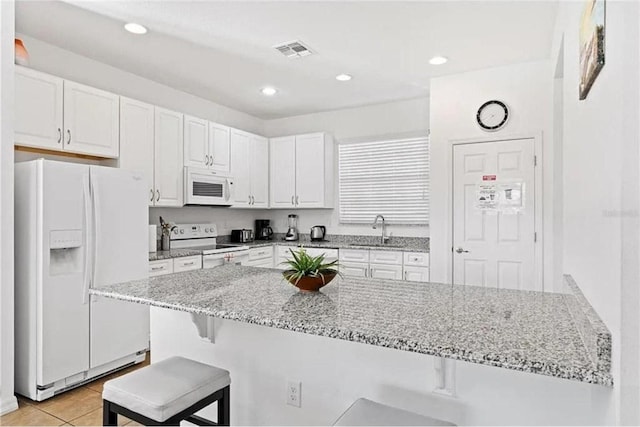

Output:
xmin=428 ymin=60 xmax=554 ymax=288
xmin=263 ymin=98 xmax=430 ymax=237
xmin=550 ymin=1 xmax=640 ymax=424
xmin=0 ymin=0 xmax=18 ymax=416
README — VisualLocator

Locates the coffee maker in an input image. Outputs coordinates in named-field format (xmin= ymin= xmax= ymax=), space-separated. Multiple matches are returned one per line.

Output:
xmin=255 ymin=219 xmax=273 ymax=240
xmin=284 ymin=214 xmax=299 ymax=241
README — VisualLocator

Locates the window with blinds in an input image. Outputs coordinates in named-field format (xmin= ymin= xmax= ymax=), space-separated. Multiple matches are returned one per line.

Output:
xmin=339 ymin=137 xmax=429 ymax=224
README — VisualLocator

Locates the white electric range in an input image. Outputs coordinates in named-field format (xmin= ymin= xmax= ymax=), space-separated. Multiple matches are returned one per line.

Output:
xmin=170 ymin=223 xmax=250 ymax=268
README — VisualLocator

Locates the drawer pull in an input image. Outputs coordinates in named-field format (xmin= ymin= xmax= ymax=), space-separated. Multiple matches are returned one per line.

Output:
xmin=182 ymin=261 xmax=195 ymax=266
xmin=151 ymin=266 xmax=164 ymax=271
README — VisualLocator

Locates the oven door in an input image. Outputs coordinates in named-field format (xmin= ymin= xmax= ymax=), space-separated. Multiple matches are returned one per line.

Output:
xmin=184 ymin=167 xmax=232 ymax=206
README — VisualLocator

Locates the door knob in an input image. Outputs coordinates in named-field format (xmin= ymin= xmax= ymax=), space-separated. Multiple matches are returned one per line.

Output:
xmin=455 ymin=247 xmax=469 ymax=254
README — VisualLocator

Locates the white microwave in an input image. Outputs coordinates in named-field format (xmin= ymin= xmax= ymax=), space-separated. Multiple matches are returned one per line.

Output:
xmin=184 ymin=167 xmax=233 ymax=206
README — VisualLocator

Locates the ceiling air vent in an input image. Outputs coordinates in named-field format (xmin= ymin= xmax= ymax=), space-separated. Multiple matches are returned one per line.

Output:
xmin=273 ymin=40 xmax=313 ymax=59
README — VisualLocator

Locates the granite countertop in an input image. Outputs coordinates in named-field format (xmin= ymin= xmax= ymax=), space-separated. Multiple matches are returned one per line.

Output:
xmin=241 ymin=240 xmax=429 ymax=252
xmin=91 ymin=265 xmax=612 ymax=386
xmin=149 ymin=249 xmax=203 ymax=261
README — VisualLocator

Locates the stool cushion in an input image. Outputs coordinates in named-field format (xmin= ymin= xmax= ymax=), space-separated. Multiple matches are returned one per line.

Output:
xmin=103 ymin=356 xmax=230 ymax=422
xmin=333 ymin=398 xmax=455 ymax=426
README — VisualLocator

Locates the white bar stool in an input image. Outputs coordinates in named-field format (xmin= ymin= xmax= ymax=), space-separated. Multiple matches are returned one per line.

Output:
xmin=102 ymin=356 xmax=230 ymax=426
xmin=333 ymin=398 xmax=455 ymax=426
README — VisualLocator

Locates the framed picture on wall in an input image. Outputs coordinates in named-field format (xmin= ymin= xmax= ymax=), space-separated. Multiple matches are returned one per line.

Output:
xmin=579 ymin=0 xmax=605 ymax=100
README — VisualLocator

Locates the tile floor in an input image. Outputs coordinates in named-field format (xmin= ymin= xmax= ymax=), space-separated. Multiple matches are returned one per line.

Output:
xmin=1 ymin=354 xmax=150 ymax=426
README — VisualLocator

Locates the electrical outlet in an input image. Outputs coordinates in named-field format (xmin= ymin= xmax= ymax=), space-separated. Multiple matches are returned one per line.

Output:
xmin=286 ymin=381 xmax=301 ymax=407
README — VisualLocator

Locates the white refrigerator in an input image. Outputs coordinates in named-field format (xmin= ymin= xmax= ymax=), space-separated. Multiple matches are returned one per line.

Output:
xmin=15 ymin=159 xmax=150 ymax=401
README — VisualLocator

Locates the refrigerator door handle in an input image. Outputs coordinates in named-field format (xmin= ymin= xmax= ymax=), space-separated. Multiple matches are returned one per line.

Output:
xmin=82 ymin=175 xmax=92 ymax=304
xmin=91 ymin=176 xmax=100 ymax=291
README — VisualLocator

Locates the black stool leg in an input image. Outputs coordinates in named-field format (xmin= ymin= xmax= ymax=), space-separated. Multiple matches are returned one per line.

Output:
xmin=218 ymin=385 xmax=230 ymax=426
xmin=103 ymin=400 xmax=118 ymax=426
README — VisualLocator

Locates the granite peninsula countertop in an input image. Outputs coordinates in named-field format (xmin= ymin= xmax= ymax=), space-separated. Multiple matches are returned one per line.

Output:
xmin=91 ymin=265 xmax=612 ymax=386
xmin=149 ymin=249 xmax=203 ymax=261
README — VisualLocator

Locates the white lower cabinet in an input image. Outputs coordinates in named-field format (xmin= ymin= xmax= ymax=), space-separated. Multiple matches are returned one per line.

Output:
xmin=173 ymin=255 xmax=203 ymax=273
xmin=340 ymin=263 xmax=368 ymax=278
xmin=403 ymin=266 xmax=430 ymax=282
xmin=245 ymin=246 xmax=275 ymax=268
xmin=149 ymin=259 xmax=174 ymax=277
xmin=370 ymin=264 xmax=403 ymax=280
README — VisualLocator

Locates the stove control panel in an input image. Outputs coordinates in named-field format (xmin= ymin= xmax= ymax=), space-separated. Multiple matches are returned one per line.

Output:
xmin=170 ymin=223 xmax=218 ymax=240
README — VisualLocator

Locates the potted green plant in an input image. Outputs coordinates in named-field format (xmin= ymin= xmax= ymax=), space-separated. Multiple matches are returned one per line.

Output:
xmin=282 ymin=248 xmax=339 ymax=292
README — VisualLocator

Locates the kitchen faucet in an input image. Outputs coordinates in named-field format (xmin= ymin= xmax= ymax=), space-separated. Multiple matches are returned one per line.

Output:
xmin=372 ymin=215 xmax=389 ymax=244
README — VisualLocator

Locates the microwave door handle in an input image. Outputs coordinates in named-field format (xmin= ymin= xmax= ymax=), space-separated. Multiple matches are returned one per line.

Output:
xmin=225 ymin=178 xmax=231 ymax=202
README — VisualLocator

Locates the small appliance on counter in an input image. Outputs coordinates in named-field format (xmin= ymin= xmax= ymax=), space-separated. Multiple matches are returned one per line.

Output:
xmin=310 ymin=225 xmax=327 ymax=241
xmin=255 ymin=219 xmax=273 ymax=240
xmin=231 ymin=229 xmax=254 ymax=243
xmin=284 ymin=214 xmax=299 ymax=241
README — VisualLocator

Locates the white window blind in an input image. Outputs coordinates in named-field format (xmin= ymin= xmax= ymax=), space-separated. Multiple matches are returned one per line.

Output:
xmin=339 ymin=136 xmax=429 ymax=224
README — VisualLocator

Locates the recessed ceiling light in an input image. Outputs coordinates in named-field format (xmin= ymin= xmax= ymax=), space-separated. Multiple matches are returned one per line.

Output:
xmin=124 ymin=23 xmax=147 ymax=35
xmin=261 ymin=87 xmax=277 ymax=96
xmin=429 ymin=56 xmax=448 ymax=65
xmin=336 ymin=74 xmax=352 ymax=81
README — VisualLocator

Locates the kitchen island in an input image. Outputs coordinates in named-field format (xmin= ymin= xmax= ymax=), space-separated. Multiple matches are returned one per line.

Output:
xmin=91 ymin=264 xmax=610 ymax=385
xmin=91 ymin=265 xmax=613 ymax=425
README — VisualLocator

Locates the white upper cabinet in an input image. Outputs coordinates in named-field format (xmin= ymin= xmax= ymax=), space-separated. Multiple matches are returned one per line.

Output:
xmin=250 ymin=135 xmax=269 ymax=208
xmin=63 ymin=81 xmax=119 ymax=158
xmin=15 ymin=67 xmax=63 ymax=150
xmin=15 ymin=67 xmax=119 ymax=158
xmin=184 ymin=115 xmax=209 ymax=169
xmin=154 ymin=108 xmax=184 ymax=207
xmin=269 ymin=132 xmax=334 ymax=208
xmin=209 ymin=123 xmax=231 ymax=174
xmin=230 ymin=130 xmax=269 ymax=208
xmin=119 ymin=97 xmax=155 ymax=206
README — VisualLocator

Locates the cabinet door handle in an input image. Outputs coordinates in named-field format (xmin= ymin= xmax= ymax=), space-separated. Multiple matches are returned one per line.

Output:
xmin=57 ymin=128 xmax=62 ymax=144
xmin=150 ymin=189 xmax=154 ymax=202
xmin=156 ymin=190 xmax=160 ymax=202
xmin=291 ymin=195 xmax=295 ymax=205
xmin=295 ymin=195 xmax=299 ymax=205
xmin=66 ymin=129 xmax=71 ymax=144
xmin=210 ymin=156 xmax=214 ymax=166
xmin=404 ymin=271 xmax=408 ymax=280
xmin=204 ymin=155 xmax=208 ymax=166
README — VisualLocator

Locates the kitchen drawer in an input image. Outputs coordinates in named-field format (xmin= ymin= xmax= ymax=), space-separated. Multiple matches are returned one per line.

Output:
xmin=304 ymin=247 xmax=338 ymax=262
xmin=369 ymin=250 xmax=403 ymax=265
xmin=370 ymin=263 xmax=403 ymax=280
xmin=403 ymin=252 xmax=430 ymax=267
xmin=340 ymin=262 xmax=369 ymax=278
xmin=339 ymin=249 xmax=369 ymax=263
xmin=173 ymin=255 xmax=202 ymax=273
xmin=403 ymin=266 xmax=430 ymax=282
xmin=249 ymin=246 xmax=274 ymax=262
xmin=245 ymin=258 xmax=274 ymax=268
xmin=277 ymin=245 xmax=296 ymax=259
xmin=149 ymin=259 xmax=173 ymax=277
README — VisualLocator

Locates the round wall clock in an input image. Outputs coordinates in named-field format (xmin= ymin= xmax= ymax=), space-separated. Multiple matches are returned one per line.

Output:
xmin=476 ymin=100 xmax=509 ymax=131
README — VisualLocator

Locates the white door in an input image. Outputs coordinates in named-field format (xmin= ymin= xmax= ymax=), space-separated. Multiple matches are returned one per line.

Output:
xmin=250 ymin=135 xmax=269 ymax=208
xmin=295 ymin=133 xmax=325 ymax=207
xmin=154 ymin=108 xmax=184 ymax=206
xmin=63 ymin=81 xmax=119 ymax=158
xmin=15 ymin=67 xmax=63 ymax=150
xmin=269 ymin=136 xmax=296 ymax=208
xmin=230 ymin=129 xmax=251 ymax=207
xmin=39 ymin=161 xmax=90 ymax=385
xmin=184 ymin=115 xmax=209 ymax=168
xmin=89 ymin=166 xmax=149 ymax=368
xmin=210 ymin=123 xmax=231 ymax=174
xmin=452 ymin=139 xmax=537 ymax=290
xmin=119 ymin=97 xmax=155 ymax=206
xmin=370 ymin=264 xmax=403 ymax=280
